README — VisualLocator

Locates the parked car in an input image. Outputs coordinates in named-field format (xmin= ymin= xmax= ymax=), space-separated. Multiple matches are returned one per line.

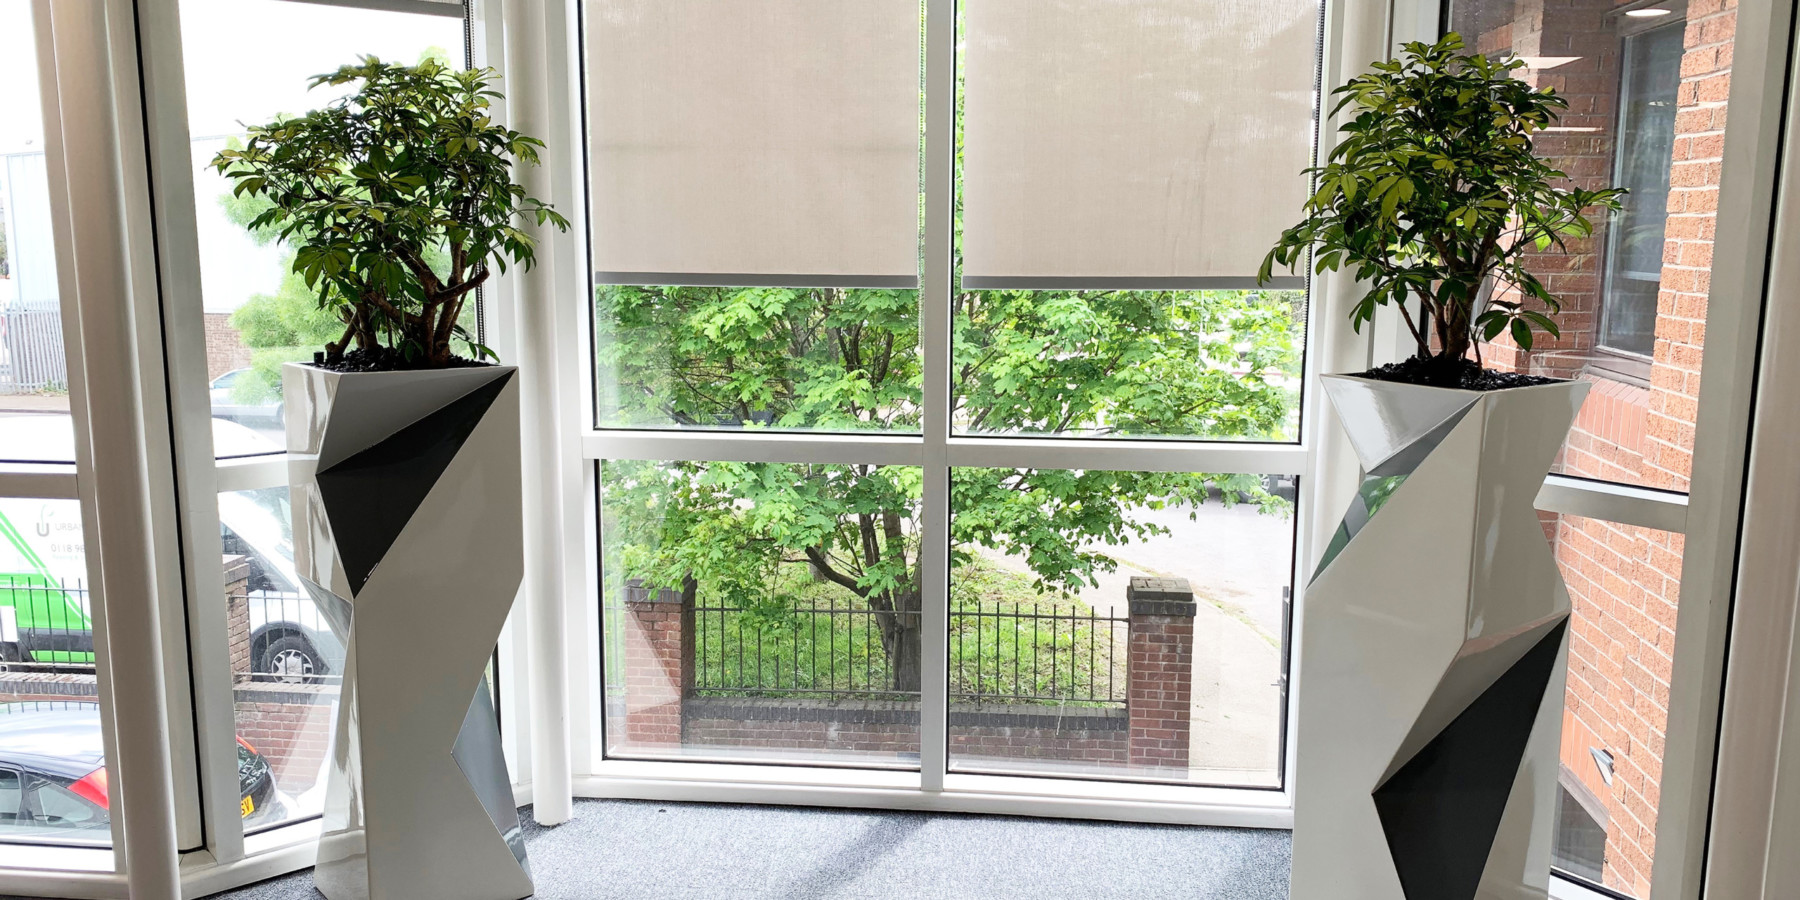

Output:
xmin=208 ymin=367 xmax=284 ymax=428
xmin=216 ymin=490 xmax=345 ymax=683
xmin=0 ymin=704 xmax=286 ymax=845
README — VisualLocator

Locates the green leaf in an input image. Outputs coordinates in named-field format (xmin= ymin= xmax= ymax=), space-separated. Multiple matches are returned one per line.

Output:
xmin=1510 ymin=318 xmax=1533 ymax=350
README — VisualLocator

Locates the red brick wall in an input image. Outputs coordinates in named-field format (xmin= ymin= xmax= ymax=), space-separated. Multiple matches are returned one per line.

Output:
xmin=1128 ymin=613 xmax=1194 ymax=768
xmin=622 ymin=585 xmax=690 ymax=745
xmin=680 ymin=700 xmax=920 ymax=755
xmin=673 ymin=699 xmax=1127 ymax=764
xmin=204 ymin=311 xmax=254 ymax=382
xmin=233 ymin=686 xmax=335 ymax=793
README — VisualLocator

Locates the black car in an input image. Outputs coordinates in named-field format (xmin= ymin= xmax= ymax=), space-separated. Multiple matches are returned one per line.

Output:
xmin=0 ymin=703 xmax=283 ymax=845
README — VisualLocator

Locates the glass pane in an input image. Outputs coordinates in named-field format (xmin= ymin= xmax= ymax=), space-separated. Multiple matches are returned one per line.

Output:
xmin=1544 ymin=513 xmax=1683 ymax=897
xmin=582 ymin=0 xmax=922 ymax=283
xmin=600 ymin=460 xmax=923 ymax=767
xmin=0 ymin=497 xmax=111 ymax=848
xmin=595 ymin=284 xmax=921 ymax=431
xmin=178 ymin=0 xmax=465 ymax=459
xmin=951 ymin=288 xmax=1305 ymax=440
xmin=219 ymin=487 xmax=337 ymax=833
xmin=959 ymin=0 xmax=1322 ymax=285
xmin=1450 ymin=0 xmax=1732 ymax=492
xmin=946 ymin=467 xmax=1295 ymax=786
xmin=176 ymin=0 xmax=466 ymax=836
xmin=0 ymin=1 xmax=76 ymax=464
xmin=584 ymin=0 xmax=926 ymax=434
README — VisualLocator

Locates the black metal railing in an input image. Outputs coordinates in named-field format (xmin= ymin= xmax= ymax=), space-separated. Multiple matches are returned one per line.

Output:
xmin=692 ymin=597 xmax=905 ymax=698
xmin=689 ymin=597 xmax=1128 ymax=705
xmin=226 ymin=588 xmax=346 ymax=686
xmin=0 ymin=700 xmax=98 ymax=714
xmin=951 ymin=600 xmax=1128 ymax=704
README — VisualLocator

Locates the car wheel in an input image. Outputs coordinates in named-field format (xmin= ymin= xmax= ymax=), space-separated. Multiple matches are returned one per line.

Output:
xmin=259 ymin=635 xmax=322 ymax=684
xmin=0 ymin=642 xmax=18 ymax=672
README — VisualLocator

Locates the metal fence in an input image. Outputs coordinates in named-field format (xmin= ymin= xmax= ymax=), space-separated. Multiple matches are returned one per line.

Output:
xmin=950 ymin=600 xmax=1128 ymax=704
xmin=0 ymin=700 xmax=98 ymax=714
xmin=0 ymin=578 xmax=93 ymax=670
xmin=0 ymin=304 xmax=67 ymax=395
xmin=225 ymin=587 xmax=346 ymax=686
xmin=690 ymin=597 xmax=1128 ymax=705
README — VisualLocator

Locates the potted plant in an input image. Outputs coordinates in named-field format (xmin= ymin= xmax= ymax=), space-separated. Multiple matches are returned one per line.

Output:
xmin=213 ymin=57 xmax=566 ymax=900
xmin=1262 ymin=35 xmax=1623 ymax=900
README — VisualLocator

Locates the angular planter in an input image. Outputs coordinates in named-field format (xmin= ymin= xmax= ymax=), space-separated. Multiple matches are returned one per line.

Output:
xmin=1291 ymin=374 xmax=1588 ymax=900
xmin=283 ymin=363 xmax=531 ymax=900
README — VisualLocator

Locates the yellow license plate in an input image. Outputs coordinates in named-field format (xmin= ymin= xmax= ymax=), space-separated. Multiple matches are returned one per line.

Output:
xmin=241 ymin=795 xmax=254 ymax=817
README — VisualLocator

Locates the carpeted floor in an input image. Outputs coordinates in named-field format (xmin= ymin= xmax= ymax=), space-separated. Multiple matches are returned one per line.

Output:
xmin=207 ymin=799 xmax=1292 ymax=899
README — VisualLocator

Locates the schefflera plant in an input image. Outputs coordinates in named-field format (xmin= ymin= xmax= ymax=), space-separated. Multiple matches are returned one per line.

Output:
xmin=213 ymin=56 xmax=569 ymax=369
xmin=1260 ymin=33 xmax=1625 ymax=377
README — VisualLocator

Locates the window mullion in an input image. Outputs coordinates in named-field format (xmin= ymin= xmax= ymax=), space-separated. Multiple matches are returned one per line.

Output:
xmin=918 ymin=0 xmax=956 ymax=793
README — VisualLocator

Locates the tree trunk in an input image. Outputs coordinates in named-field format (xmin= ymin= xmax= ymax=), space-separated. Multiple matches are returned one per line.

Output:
xmin=873 ymin=587 xmax=923 ymax=693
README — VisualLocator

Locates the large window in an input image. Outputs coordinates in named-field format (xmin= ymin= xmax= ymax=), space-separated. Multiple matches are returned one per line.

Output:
xmin=0 ymin=0 xmax=115 ymax=853
xmin=175 ymin=0 xmax=469 ymax=835
xmin=583 ymin=0 xmax=1320 ymax=787
xmin=0 ymin=0 xmax=74 ymax=465
xmin=1448 ymin=0 xmax=1737 ymax=895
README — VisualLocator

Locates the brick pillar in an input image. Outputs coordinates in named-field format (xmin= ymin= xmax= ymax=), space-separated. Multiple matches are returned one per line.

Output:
xmin=222 ymin=555 xmax=253 ymax=679
xmin=1127 ymin=576 xmax=1196 ymax=768
xmin=622 ymin=578 xmax=693 ymax=745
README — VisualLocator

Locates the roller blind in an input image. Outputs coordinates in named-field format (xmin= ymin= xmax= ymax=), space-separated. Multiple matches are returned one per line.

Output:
xmin=961 ymin=0 xmax=1319 ymax=289
xmin=586 ymin=0 xmax=922 ymax=287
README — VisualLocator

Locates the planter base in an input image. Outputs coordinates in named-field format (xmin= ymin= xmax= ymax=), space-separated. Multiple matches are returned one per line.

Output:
xmin=285 ymin=364 xmax=530 ymax=900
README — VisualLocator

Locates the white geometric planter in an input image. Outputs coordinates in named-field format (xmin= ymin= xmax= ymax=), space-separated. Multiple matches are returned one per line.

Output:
xmin=283 ymin=363 xmax=531 ymax=900
xmin=1291 ymin=374 xmax=1588 ymax=900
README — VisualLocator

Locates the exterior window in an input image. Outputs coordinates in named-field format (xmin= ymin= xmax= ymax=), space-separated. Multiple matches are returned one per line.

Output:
xmin=945 ymin=468 xmax=1294 ymax=785
xmin=1599 ymin=22 xmax=1685 ymax=358
xmin=176 ymin=0 xmax=468 ymax=835
xmin=0 ymin=0 xmax=76 ymax=464
xmin=1453 ymin=0 xmax=1720 ymax=495
xmin=583 ymin=0 xmax=1318 ymax=786
xmin=1448 ymin=0 xmax=1733 ymax=893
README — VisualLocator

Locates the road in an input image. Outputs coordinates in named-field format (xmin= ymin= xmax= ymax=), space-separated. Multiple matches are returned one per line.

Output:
xmin=1088 ymin=500 xmax=1297 ymax=643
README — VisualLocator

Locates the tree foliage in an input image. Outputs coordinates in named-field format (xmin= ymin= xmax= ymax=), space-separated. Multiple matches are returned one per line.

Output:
xmin=212 ymin=57 xmax=567 ymax=368
xmin=599 ymin=284 xmax=1298 ymax=691
xmin=1260 ymin=33 xmax=1625 ymax=366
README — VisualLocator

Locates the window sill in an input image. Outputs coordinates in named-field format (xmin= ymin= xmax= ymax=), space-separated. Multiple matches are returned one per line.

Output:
xmin=572 ymin=760 xmax=1292 ymax=829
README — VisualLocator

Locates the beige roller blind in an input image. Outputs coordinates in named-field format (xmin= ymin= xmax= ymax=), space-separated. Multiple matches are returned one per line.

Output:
xmin=586 ymin=0 xmax=922 ymax=287
xmin=961 ymin=0 xmax=1319 ymax=289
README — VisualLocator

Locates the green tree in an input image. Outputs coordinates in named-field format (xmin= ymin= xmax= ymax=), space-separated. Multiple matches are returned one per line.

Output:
xmin=598 ymin=283 xmax=1298 ymax=692
xmin=220 ymin=190 xmax=344 ymax=403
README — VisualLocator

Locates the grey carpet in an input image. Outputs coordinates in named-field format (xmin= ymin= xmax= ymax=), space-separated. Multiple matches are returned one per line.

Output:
xmin=206 ymin=798 xmax=1291 ymax=899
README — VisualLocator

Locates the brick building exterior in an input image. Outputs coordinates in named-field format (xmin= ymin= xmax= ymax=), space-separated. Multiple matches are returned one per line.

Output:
xmin=204 ymin=311 xmax=254 ymax=382
xmin=1467 ymin=1 xmax=1734 ymax=892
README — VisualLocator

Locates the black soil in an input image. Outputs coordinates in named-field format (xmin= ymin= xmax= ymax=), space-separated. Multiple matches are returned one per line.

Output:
xmin=1354 ymin=356 xmax=1562 ymax=391
xmin=307 ymin=347 xmax=493 ymax=373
